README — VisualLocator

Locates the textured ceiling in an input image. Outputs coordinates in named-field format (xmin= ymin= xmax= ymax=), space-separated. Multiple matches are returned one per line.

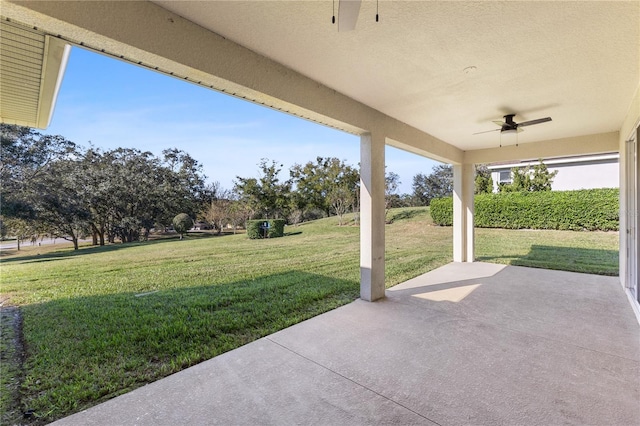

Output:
xmin=154 ymin=0 xmax=639 ymax=150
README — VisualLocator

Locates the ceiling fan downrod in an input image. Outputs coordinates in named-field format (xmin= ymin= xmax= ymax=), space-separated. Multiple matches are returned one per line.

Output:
xmin=332 ymin=0 xmax=379 ymax=28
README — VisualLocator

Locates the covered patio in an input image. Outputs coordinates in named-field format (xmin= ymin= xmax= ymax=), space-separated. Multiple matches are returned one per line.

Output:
xmin=1 ymin=1 xmax=639 ymax=423
xmin=52 ymin=263 xmax=640 ymax=425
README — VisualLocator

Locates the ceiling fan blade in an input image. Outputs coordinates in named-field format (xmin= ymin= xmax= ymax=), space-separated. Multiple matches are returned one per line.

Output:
xmin=518 ymin=117 xmax=552 ymax=127
xmin=338 ymin=0 xmax=362 ymax=32
xmin=492 ymin=120 xmax=506 ymax=127
xmin=473 ymin=128 xmax=501 ymax=135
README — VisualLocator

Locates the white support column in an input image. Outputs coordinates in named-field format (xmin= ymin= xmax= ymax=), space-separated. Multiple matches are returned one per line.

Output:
xmin=360 ymin=133 xmax=386 ymax=301
xmin=453 ymin=163 xmax=475 ymax=262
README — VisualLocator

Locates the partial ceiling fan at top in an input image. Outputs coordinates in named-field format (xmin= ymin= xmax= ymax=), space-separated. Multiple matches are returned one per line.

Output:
xmin=337 ymin=0 xmax=361 ymax=31
xmin=334 ymin=0 xmax=378 ymax=31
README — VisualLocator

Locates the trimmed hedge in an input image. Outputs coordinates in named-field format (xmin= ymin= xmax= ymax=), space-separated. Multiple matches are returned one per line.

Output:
xmin=430 ymin=188 xmax=619 ymax=231
xmin=246 ymin=219 xmax=287 ymax=239
xmin=430 ymin=197 xmax=453 ymax=226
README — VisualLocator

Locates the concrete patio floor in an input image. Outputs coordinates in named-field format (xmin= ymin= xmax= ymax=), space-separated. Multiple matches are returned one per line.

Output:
xmin=53 ymin=262 xmax=640 ymax=426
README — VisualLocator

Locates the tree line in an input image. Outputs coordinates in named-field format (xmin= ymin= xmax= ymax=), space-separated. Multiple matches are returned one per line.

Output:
xmin=213 ymin=159 xmax=555 ymax=229
xmin=1 ymin=125 xmax=207 ymax=249
xmin=1 ymin=125 xmax=556 ymax=249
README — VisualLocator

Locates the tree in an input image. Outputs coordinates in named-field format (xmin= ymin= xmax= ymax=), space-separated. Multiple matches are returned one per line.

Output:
xmin=172 ymin=213 xmax=193 ymax=239
xmin=509 ymin=167 xmax=531 ymax=192
xmin=100 ymin=148 xmax=162 ymax=242
xmin=288 ymin=207 xmax=304 ymax=227
xmin=475 ymin=164 xmax=493 ymax=194
xmin=385 ymin=172 xmax=401 ymax=220
xmin=30 ymin=158 xmax=91 ymax=250
xmin=290 ymin=157 xmax=359 ymax=217
xmin=201 ymin=184 xmax=233 ymax=234
xmin=399 ymin=193 xmax=415 ymax=207
xmin=2 ymin=218 xmax=40 ymax=251
xmin=530 ymin=160 xmax=558 ymax=191
xmin=234 ymin=159 xmax=291 ymax=219
xmin=411 ymin=164 xmax=453 ymax=205
xmin=79 ymin=147 xmax=116 ymax=245
xmin=499 ymin=159 xmax=557 ymax=192
xmin=227 ymin=197 xmax=252 ymax=233
xmin=1 ymin=124 xmax=77 ymax=220
xmin=328 ymin=185 xmax=354 ymax=226
xmin=2 ymin=125 xmax=208 ymax=247
xmin=80 ymin=147 xmax=207 ymax=243
xmin=161 ymin=148 xmax=208 ymax=222
xmin=0 ymin=126 xmax=89 ymax=250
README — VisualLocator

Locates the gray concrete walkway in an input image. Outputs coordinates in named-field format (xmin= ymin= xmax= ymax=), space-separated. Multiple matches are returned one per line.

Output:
xmin=53 ymin=263 xmax=640 ymax=426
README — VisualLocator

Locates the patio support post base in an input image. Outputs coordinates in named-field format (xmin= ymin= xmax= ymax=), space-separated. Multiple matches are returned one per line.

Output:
xmin=360 ymin=132 xmax=386 ymax=301
xmin=453 ymin=163 xmax=475 ymax=262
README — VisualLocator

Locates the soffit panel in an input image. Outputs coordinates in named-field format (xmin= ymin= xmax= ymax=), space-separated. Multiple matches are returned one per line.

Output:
xmin=0 ymin=19 xmax=70 ymax=129
xmin=0 ymin=20 xmax=45 ymax=126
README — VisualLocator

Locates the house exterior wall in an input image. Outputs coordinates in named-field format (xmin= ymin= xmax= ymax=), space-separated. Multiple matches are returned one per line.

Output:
xmin=619 ymin=85 xmax=640 ymax=323
xmin=489 ymin=155 xmax=619 ymax=192
xmin=549 ymin=160 xmax=618 ymax=191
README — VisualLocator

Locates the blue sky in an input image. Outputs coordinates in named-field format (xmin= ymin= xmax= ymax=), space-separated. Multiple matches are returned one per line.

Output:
xmin=47 ymin=47 xmax=440 ymax=194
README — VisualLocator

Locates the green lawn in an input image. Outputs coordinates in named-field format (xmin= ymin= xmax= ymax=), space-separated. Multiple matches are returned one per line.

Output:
xmin=476 ymin=227 xmax=619 ymax=275
xmin=0 ymin=207 xmax=619 ymax=424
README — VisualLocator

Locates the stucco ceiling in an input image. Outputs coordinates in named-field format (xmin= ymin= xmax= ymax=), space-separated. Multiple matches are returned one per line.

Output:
xmin=153 ymin=0 xmax=639 ymax=151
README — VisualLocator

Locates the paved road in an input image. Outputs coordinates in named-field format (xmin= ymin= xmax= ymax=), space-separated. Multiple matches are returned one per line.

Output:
xmin=0 ymin=237 xmax=90 ymax=250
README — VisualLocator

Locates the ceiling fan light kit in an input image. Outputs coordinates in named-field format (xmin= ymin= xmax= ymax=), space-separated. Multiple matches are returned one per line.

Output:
xmin=500 ymin=128 xmax=519 ymax=147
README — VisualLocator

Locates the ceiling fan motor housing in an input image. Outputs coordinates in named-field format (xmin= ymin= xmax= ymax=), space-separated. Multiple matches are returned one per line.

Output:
xmin=502 ymin=114 xmax=518 ymax=132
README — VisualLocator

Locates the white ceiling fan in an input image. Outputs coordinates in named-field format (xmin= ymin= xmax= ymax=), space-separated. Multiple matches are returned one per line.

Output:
xmin=473 ymin=114 xmax=552 ymax=135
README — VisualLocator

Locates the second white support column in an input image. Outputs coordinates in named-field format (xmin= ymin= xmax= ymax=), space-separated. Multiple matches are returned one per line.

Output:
xmin=360 ymin=133 xmax=386 ymax=301
xmin=453 ymin=163 xmax=475 ymax=262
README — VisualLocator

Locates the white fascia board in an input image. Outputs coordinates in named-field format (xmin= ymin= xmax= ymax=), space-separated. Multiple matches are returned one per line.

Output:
xmin=466 ymin=132 xmax=619 ymax=165
xmin=487 ymin=153 xmax=620 ymax=170
xmin=36 ymin=36 xmax=71 ymax=129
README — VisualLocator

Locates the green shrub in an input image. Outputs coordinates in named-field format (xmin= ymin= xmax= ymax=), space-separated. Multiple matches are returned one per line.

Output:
xmin=246 ymin=220 xmax=262 ymax=239
xmin=430 ymin=197 xmax=453 ymax=226
xmin=246 ymin=219 xmax=287 ymax=239
xmin=430 ymin=188 xmax=619 ymax=231
xmin=268 ymin=219 xmax=286 ymax=238
xmin=172 ymin=213 xmax=193 ymax=238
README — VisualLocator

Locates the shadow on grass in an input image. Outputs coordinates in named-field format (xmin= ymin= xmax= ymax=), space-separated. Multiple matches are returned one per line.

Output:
xmin=284 ymin=231 xmax=303 ymax=237
xmin=477 ymin=245 xmax=619 ymax=276
xmin=0 ymin=234 xmax=220 ymax=265
xmin=13 ymin=270 xmax=359 ymax=424
xmin=386 ymin=208 xmax=426 ymax=224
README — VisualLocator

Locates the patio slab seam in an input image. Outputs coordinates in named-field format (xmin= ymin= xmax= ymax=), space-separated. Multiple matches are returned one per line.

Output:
xmin=264 ymin=336 xmax=442 ymax=426
xmin=382 ymin=295 xmax=640 ymax=363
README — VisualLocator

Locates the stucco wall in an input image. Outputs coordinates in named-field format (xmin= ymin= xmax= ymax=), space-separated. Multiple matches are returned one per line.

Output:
xmin=490 ymin=157 xmax=619 ymax=192
xmin=549 ymin=160 xmax=619 ymax=191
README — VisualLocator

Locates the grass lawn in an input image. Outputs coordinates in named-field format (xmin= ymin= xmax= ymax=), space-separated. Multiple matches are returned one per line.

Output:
xmin=0 ymin=207 xmax=619 ymax=424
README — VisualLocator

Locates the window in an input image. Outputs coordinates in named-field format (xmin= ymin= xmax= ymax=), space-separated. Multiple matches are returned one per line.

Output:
xmin=499 ymin=170 xmax=512 ymax=184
